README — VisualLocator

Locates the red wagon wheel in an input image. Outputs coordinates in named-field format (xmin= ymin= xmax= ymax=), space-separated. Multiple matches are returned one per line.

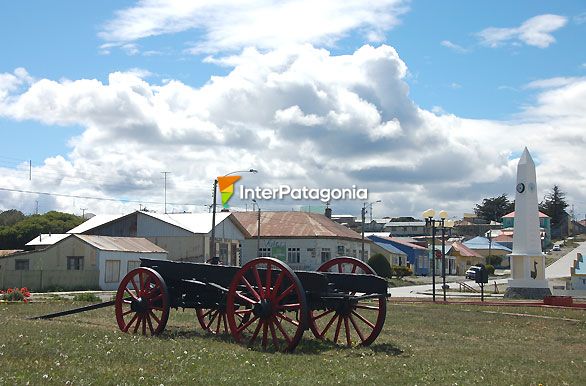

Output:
xmin=309 ymin=257 xmax=386 ymax=347
xmin=115 ymin=267 xmax=170 ymax=336
xmin=226 ymin=258 xmax=308 ymax=352
xmin=196 ymin=307 xmax=229 ymax=335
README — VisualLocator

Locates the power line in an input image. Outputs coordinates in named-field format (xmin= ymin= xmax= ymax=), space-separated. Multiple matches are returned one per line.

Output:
xmin=0 ymin=186 xmax=201 ymax=207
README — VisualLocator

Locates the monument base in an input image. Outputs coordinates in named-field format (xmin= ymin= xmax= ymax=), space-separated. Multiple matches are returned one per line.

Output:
xmin=504 ymin=287 xmax=552 ymax=299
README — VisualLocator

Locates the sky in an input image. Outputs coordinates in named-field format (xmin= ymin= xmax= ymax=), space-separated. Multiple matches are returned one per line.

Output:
xmin=1 ymin=0 xmax=585 ymax=220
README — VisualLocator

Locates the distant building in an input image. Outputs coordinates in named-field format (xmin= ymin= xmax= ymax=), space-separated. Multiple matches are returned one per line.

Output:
xmin=370 ymin=241 xmax=408 ymax=267
xmin=233 ymin=211 xmax=369 ymax=271
xmin=0 ymin=234 xmax=167 ymax=291
xmin=25 ymin=234 xmax=70 ymax=250
xmin=68 ymin=210 xmax=247 ymax=265
xmin=367 ymin=235 xmax=429 ymax=275
xmin=383 ymin=221 xmax=427 ymax=237
xmin=570 ymin=253 xmax=586 ymax=290
xmin=502 ymin=211 xmax=551 ymax=248
xmin=448 ymin=242 xmax=485 ymax=275
xmin=463 ymin=236 xmax=511 ymax=267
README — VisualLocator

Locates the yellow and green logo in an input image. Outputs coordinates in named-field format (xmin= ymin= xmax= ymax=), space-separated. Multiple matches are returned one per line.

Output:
xmin=218 ymin=176 xmax=241 ymax=208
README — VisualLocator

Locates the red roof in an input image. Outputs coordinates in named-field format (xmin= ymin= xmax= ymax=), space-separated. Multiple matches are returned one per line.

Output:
xmin=372 ymin=235 xmax=427 ymax=250
xmin=502 ymin=211 xmax=549 ymax=218
xmin=450 ymin=242 xmax=483 ymax=258
xmin=493 ymin=234 xmax=513 ymax=242
xmin=232 ymin=211 xmax=362 ymax=240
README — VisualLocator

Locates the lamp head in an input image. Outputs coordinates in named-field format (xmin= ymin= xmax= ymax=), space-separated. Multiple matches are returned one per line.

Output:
xmin=445 ymin=219 xmax=454 ymax=228
xmin=422 ymin=208 xmax=435 ymax=219
xmin=439 ymin=210 xmax=448 ymax=220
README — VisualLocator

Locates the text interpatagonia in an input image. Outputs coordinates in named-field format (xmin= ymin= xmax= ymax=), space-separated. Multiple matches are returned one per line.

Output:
xmin=239 ymin=185 xmax=368 ymax=202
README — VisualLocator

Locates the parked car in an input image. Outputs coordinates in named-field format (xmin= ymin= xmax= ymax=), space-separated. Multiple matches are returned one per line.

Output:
xmin=465 ymin=266 xmax=482 ymax=280
xmin=552 ymin=244 xmax=561 ymax=251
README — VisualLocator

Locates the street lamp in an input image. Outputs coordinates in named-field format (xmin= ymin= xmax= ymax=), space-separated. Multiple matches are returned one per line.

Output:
xmin=210 ymin=168 xmax=258 ymax=264
xmin=423 ymin=209 xmax=450 ymax=302
xmin=441 ymin=218 xmax=454 ymax=301
xmin=252 ymin=199 xmax=261 ymax=257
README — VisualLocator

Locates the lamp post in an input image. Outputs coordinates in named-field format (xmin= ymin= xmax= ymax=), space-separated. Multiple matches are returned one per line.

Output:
xmin=441 ymin=218 xmax=454 ymax=301
xmin=423 ymin=209 xmax=450 ymax=302
xmin=252 ymin=199 xmax=261 ymax=257
xmin=361 ymin=203 xmax=366 ymax=261
xmin=210 ymin=169 xmax=258 ymax=264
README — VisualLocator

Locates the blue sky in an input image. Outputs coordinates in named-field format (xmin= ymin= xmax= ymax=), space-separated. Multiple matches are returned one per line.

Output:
xmin=1 ymin=0 xmax=585 ymax=218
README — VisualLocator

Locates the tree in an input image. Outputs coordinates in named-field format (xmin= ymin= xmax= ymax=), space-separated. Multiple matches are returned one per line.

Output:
xmin=474 ymin=194 xmax=514 ymax=222
xmin=539 ymin=185 xmax=569 ymax=228
xmin=0 ymin=211 xmax=83 ymax=249
xmin=367 ymin=253 xmax=392 ymax=278
xmin=0 ymin=209 xmax=25 ymax=226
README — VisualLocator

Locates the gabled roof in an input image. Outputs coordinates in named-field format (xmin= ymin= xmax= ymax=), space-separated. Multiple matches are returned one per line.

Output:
xmin=502 ymin=211 xmax=549 ymax=218
xmin=367 ymin=235 xmax=427 ymax=250
xmin=26 ymin=234 xmax=70 ymax=247
xmin=493 ymin=234 xmax=513 ymax=243
xmin=232 ymin=211 xmax=362 ymax=240
xmin=68 ymin=214 xmax=126 ymax=234
xmin=373 ymin=241 xmax=408 ymax=256
xmin=450 ymin=242 xmax=483 ymax=258
xmin=463 ymin=236 xmax=512 ymax=251
xmin=0 ymin=250 xmax=21 ymax=257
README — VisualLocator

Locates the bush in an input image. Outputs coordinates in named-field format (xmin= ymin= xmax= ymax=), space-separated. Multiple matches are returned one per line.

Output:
xmin=484 ymin=264 xmax=495 ymax=275
xmin=486 ymin=255 xmax=503 ymax=267
xmin=392 ymin=265 xmax=413 ymax=278
xmin=72 ymin=293 xmax=102 ymax=302
xmin=0 ymin=287 xmax=31 ymax=302
xmin=367 ymin=253 xmax=392 ymax=278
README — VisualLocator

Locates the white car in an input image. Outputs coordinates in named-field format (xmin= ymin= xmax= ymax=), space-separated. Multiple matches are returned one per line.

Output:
xmin=552 ymin=244 xmax=561 ymax=251
xmin=465 ymin=266 xmax=481 ymax=280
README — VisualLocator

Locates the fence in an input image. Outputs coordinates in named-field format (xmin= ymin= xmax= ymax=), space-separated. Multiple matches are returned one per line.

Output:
xmin=0 ymin=270 xmax=99 ymax=291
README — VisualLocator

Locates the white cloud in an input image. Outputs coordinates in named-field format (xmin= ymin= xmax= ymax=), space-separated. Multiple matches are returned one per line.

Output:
xmin=1 ymin=44 xmax=586 ymax=219
xmin=524 ymin=77 xmax=585 ymax=89
xmin=477 ymin=14 xmax=568 ymax=48
xmin=440 ymin=40 xmax=467 ymax=53
xmin=99 ymin=0 xmax=409 ymax=53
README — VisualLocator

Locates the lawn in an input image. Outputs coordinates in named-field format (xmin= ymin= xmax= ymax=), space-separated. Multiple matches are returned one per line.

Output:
xmin=1 ymin=301 xmax=585 ymax=385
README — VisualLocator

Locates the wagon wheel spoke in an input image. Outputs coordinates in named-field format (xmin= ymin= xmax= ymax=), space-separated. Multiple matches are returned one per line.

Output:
xmin=237 ymin=315 xmax=259 ymax=334
xmin=223 ymin=313 xmax=229 ymax=334
xmin=352 ymin=310 xmax=375 ymax=329
xmin=235 ymin=308 xmax=253 ymax=315
xmin=252 ymin=266 xmax=264 ymax=297
xmin=355 ymin=304 xmax=380 ymax=311
xmin=235 ymin=291 xmax=257 ymax=305
xmin=206 ymin=310 xmax=219 ymax=330
xmin=320 ymin=313 xmax=338 ymax=338
xmin=273 ymin=316 xmax=292 ymax=345
xmin=333 ymin=316 xmax=343 ymax=344
xmin=344 ymin=317 xmax=352 ymax=346
xmin=240 ymin=276 xmax=261 ymax=301
xmin=265 ymin=263 xmax=272 ymax=298
xmin=337 ymin=263 xmax=343 ymax=273
xmin=124 ymin=288 xmax=138 ymax=301
xmin=261 ymin=321 xmax=270 ymax=349
xmin=276 ymin=312 xmax=299 ymax=327
xmin=130 ymin=277 xmax=140 ymax=295
xmin=274 ymin=284 xmax=295 ymax=304
xmin=146 ymin=313 xmax=155 ymax=335
xmin=149 ymin=310 xmax=161 ymax=325
xmin=215 ymin=313 xmax=222 ymax=334
xmin=141 ymin=314 xmax=147 ymax=335
xmin=312 ymin=309 xmax=333 ymax=321
xmin=249 ymin=319 xmax=264 ymax=345
xmin=349 ymin=314 xmax=366 ymax=343
xmin=268 ymin=319 xmax=279 ymax=350
xmin=279 ymin=303 xmax=301 ymax=311
xmin=123 ymin=313 xmax=139 ymax=332
xmin=133 ymin=314 xmax=142 ymax=334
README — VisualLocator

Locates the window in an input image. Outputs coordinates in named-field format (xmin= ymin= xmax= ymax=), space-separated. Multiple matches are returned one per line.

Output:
xmin=337 ymin=245 xmax=345 ymax=256
xmin=105 ymin=260 xmax=121 ymax=283
xmin=15 ymin=259 xmax=29 ymax=271
xmin=127 ymin=260 xmax=141 ymax=272
xmin=258 ymin=247 xmax=271 ymax=258
xmin=219 ymin=243 xmax=229 ymax=259
xmin=321 ymin=248 xmax=331 ymax=263
xmin=67 ymin=256 xmax=84 ymax=270
xmin=306 ymin=248 xmax=316 ymax=259
xmin=287 ymin=248 xmax=300 ymax=264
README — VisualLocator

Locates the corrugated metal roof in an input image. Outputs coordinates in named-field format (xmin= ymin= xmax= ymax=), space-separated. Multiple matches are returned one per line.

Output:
xmin=367 ymin=235 xmax=427 ymax=250
xmin=450 ymin=242 xmax=483 ymax=258
xmin=0 ymin=250 xmax=22 ymax=257
xmin=464 ymin=236 xmax=511 ymax=251
xmin=26 ymin=233 xmax=70 ymax=246
xmin=68 ymin=214 xmax=126 ymax=234
xmin=232 ymin=211 xmax=362 ymax=240
xmin=373 ymin=241 xmax=408 ymax=256
xmin=141 ymin=211 xmax=232 ymax=234
xmin=75 ymin=235 xmax=167 ymax=253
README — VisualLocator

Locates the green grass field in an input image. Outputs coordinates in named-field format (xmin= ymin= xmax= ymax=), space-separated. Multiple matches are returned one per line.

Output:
xmin=1 ymin=301 xmax=585 ymax=385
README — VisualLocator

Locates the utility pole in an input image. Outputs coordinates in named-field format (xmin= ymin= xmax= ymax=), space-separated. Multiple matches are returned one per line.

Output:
xmin=81 ymin=208 xmax=87 ymax=219
xmin=161 ymin=172 xmax=170 ymax=214
xmin=361 ymin=203 xmax=367 ymax=261
xmin=35 ymin=200 xmax=39 ymax=215
xmin=210 ymin=179 xmax=218 ymax=264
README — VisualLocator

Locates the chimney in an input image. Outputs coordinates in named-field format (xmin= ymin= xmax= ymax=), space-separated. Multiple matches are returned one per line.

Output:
xmin=325 ymin=207 xmax=332 ymax=219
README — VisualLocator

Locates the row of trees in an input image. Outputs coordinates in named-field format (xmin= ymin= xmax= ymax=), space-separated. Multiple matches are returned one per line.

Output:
xmin=474 ymin=185 xmax=569 ymax=228
xmin=0 ymin=210 xmax=84 ymax=249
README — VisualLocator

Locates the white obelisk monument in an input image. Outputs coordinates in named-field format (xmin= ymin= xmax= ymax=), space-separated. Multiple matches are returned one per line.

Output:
xmin=504 ymin=148 xmax=552 ymax=299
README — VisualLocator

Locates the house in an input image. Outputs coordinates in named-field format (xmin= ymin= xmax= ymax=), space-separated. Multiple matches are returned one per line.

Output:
xmin=67 ymin=210 xmax=247 ymax=265
xmin=449 ymin=242 xmax=485 ymax=275
xmin=367 ymin=235 xmax=429 ymax=275
xmin=570 ymin=253 xmax=586 ymax=290
xmin=431 ymin=245 xmax=457 ymax=275
xmin=0 ymin=234 xmax=167 ymax=291
xmin=383 ymin=221 xmax=427 ymax=237
xmin=232 ymin=211 xmax=369 ymax=271
xmin=463 ymin=236 xmax=512 ymax=267
xmin=370 ymin=241 xmax=408 ymax=267
xmin=502 ymin=211 xmax=551 ymax=248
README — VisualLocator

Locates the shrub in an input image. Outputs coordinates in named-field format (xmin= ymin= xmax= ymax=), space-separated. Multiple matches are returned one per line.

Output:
xmin=73 ymin=293 xmax=102 ymax=302
xmin=367 ymin=253 xmax=392 ymax=278
xmin=392 ymin=265 xmax=413 ymax=278
xmin=484 ymin=264 xmax=495 ymax=275
xmin=486 ymin=255 xmax=503 ymax=267
xmin=0 ymin=287 xmax=31 ymax=302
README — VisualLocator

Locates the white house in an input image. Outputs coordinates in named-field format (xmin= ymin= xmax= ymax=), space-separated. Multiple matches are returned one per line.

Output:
xmin=232 ymin=211 xmax=370 ymax=270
